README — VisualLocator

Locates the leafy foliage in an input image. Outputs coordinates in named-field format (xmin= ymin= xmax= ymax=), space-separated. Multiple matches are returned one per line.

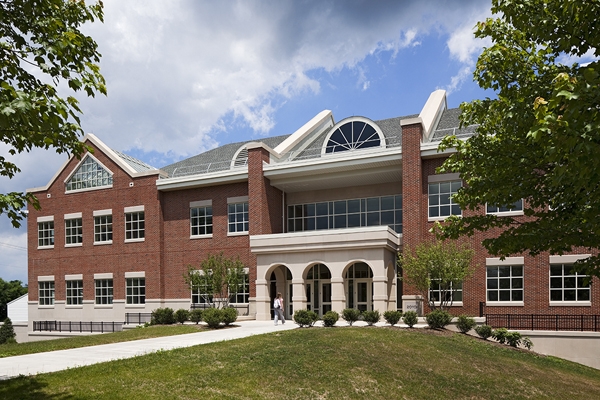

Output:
xmin=322 ymin=311 xmax=339 ymax=327
xmin=202 ymin=308 xmax=224 ymax=329
xmin=222 ymin=307 xmax=238 ymax=326
xmin=362 ymin=310 xmax=380 ymax=326
xmin=436 ymin=0 xmax=600 ymax=277
xmin=456 ymin=315 xmax=476 ymax=334
xmin=399 ymin=240 xmax=474 ymax=310
xmin=174 ymin=309 xmax=190 ymax=324
xmin=383 ymin=310 xmax=403 ymax=326
xmin=341 ymin=308 xmax=361 ymax=326
xmin=293 ymin=309 xmax=318 ymax=328
xmin=189 ymin=309 xmax=203 ymax=324
xmin=0 ymin=279 xmax=27 ymax=319
xmin=492 ymin=328 xmax=509 ymax=344
xmin=425 ymin=310 xmax=453 ymax=330
xmin=150 ymin=308 xmax=175 ymax=325
xmin=402 ymin=311 xmax=418 ymax=328
xmin=0 ymin=0 xmax=106 ymax=227
xmin=0 ymin=317 xmax=16 ymax=344
xmin=475 ymin=324 xmax=493 ymax=340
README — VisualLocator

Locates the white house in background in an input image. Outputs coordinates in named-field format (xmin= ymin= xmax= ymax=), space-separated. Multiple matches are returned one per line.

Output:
xmin=8 ymin=293 xmax=29 ymax=322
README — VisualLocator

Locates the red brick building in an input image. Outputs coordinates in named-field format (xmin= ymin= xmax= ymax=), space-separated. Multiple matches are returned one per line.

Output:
xmin=27 ymin=89 xmax=599 ymax=332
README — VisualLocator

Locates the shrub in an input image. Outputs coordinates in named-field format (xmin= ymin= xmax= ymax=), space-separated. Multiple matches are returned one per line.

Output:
xmin=0 ymin=318 xmax=16 ymax=344
xmin=341 ymin=308 xmax=361 ymax=326
xmin=222 ymin=307 xmax=238 ymax=326
xmin=322 ymin=311 xmax=339 ymax=327
xmin=425 ymin=310 xmax=453 ymax=329
xmin=456 ymin=315 xmax=476 ymax=334
xmin=189 ymin=309 xmax=203 ymax=324
xmin=492 ymin=327 xmax=509 ymax=344
xmin=174 ymin=309 xmax=190 ymax=324
xmin=505 ymin=331 xmax=523 ymax=347
xmin=151 ymin=308 xmax=175 ymax=325
xmin=402 ymin=311 xmax=418 ymax=328
xmin=522 ymin=337 xmax=534 ymax=350
xmin=362 ymin=310 xmax=380 ymax=326
xmin=293 ymin=309 xmax=318 ymax=328
xmin=383 ymin=310 xmax=402 ymax=326
xmin=202 ymin=308 xmax=224 ymax=328
xmin=474 ymin=324 xmax=493 ymax=340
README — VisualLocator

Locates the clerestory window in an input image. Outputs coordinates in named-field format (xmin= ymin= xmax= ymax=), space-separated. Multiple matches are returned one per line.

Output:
xmin=66 ymin=155 xmax=113 ymax=192
xmin=324 ymin=119 xmax=383 ymax=154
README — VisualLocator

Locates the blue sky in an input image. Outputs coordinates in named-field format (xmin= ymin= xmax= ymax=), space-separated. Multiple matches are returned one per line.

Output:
xmin=0 ymin=0 xmax=495 ymax=283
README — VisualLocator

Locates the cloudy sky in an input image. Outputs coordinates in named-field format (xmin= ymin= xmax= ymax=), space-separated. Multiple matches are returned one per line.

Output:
xmin=1 ymin=0 xmax=496 ymax=283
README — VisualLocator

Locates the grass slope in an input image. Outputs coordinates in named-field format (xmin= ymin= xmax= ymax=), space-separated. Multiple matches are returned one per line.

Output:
xmin=1 ymin=327 xmax=599 ymax=399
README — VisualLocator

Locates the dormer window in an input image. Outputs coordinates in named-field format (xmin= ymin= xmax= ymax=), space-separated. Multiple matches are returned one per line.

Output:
xmin=66 ymin=155 xmax=113 ymax=192
xmin=323 ymin=118 xmax=383 ymax=154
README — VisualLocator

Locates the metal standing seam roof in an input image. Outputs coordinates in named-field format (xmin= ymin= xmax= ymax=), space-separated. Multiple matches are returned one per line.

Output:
xmin=112 ymin=149 xmax=159 ymax=173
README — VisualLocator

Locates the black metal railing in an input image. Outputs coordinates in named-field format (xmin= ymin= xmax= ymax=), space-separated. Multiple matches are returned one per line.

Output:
xmin=33 ymin=321 xmax=123 ymax=333
xmin=124 ymin=313 xmax=152 ymax=324
xmin=485 ymin=314 xmax=600 ymax=332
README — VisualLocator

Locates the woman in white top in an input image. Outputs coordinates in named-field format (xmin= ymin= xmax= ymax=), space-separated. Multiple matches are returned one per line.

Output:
xmin=273 ymin=292 xmax=285 ymax=325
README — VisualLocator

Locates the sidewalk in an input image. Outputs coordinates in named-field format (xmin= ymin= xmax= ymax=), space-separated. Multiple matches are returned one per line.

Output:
xmin=0 ymin=320 xmax=297 ymax=380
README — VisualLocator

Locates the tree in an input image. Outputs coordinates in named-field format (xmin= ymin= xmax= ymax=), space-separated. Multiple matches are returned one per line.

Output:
xmin=0 ymin=278 xmax=28 ymax=320
xmin=0 ymin=317 xmax=16 ymax=344
xmin=399 ymin=240 xmax=474 ymax=310
xmin=184 ymin=253 xmax=247 ymax=308
xmin=437 ymin=0 xmax=600 ymax=276
xmin=0 ymin=0 xmax=106 ymax=228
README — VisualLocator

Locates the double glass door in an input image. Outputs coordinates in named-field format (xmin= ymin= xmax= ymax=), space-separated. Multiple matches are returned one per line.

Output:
xmin=347 ymin=279 xmax=372 ymax=311
xmin=306 ymin=281 xmax=332 ymax=317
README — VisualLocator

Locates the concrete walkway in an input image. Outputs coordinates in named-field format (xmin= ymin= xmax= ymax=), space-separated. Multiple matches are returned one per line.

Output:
xmin=0 ymin=320 xmax=297 ymax=380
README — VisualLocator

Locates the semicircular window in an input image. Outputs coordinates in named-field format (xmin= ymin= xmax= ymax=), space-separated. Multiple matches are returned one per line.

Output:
xmin=325 ymin=120 xmax=381 ymax=154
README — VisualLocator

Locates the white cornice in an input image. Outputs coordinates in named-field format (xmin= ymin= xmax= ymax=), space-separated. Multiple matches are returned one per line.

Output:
xmin=274 ymin=110 xmax=334 ymax=155
xmin=156 ymin=169 xmax=249 ymax=191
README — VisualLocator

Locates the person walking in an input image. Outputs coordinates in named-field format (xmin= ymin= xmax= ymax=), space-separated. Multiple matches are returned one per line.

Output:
xmin=273 ymin=292 xmax=285 ymax=325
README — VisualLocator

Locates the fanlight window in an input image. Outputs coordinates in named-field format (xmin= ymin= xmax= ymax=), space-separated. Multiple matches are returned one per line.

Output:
xmin=325 ymin=120 xmax=381 ymax=154
xmin=232 ymin=147 xmax=248 ymax=168
xmin=66 ymin=155 xmax=113 ymax=192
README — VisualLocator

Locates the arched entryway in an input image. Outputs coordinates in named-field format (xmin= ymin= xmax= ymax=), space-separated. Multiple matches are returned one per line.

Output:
xmin=344 ymin=262 xmax=374 ymax=312
xmin=269 ymin=265 xmax=293 ymax=319
xmin=305 ymin=263 xmax=332 ymax=317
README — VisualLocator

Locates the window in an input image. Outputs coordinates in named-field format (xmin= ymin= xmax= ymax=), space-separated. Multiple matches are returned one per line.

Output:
xmin=191 ymin=206 xmax=213 ymax=236
xmin=430 ymin=281 xmax=462 ymax=304
xmin=125 ymin=212 xmax=145 ymax=240
xmin=229 ymin=273 xmax=249 ymax=304
xmin=65 ymin=218 xmax=83 ymax=245
xmin=38 ymin=281 xmax=55 ymax=305
xmin=192 ymin=282 xmax=212 ymax=305
xmin=324 ymin=119 xmax=382 ymax=153
xmin=428 ymin=181 xmax=462 ymax=218
xmin=94 ymin=215 xmax=113 ymax=243
xmin=126 ymin=278 xmax=145 ymax=304
xmin=550 ymin=264 xmax=590 ymax=302
xmin=486 ymin=199 xmax=523 ymax=214
xmin=38 ymin=220 xmax=54 ymax=247
xmin=66 ymin=155 xmax=113 ymax=192
xmin=228 ymin=202 xmax=249 ymax=233
xmin=66 ymin=280 xmax=83 ymax=305
xmin=95 ymin=279 xmax=113 ymax=304
xmin=486 ymin=266 xmax=523 ymax=302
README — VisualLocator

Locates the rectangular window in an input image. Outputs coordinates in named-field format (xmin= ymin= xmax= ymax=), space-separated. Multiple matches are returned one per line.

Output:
xmin=228 ymin=202 xmax=249 ymax=233
xmin=486 ymin=199 xmax=523 ymax=214
xmin=229 ymin=273 xmax=250 ymax=304
xmin=125 ymin=212 xmax=145 ymax=240
xmin=94 ymin=215 xmax=113 ymax=243
xmin=126 ymin=278 xmax=146 ymax=304
xmin=38 ymin=221 xmax=55 ymax=247
xmin=95 ymin=279 xmax=113 ymax=304
xmin=38 ymin=281 xmax=55 ymax=305
xmin=191 ymin=206 xmax=213 ymax=236
xmin=486 ymin=265 xmax=523 ymax=302
xmin=429 ymin=281 xmax=462 ymax=304
xmin=65 ymin=218 xmax=83 ymax=245
xmin=428 ymin=181 xmax=462 ymax=219
xmin=66 ymin=280 xmax=83 ymax=305
xmin=192 ymin=282 xmax=213 ymax=305
xmin=550 ymin=264 xmax=590 ymax=302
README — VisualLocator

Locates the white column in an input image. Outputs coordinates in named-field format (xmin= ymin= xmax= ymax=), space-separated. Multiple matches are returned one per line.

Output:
xmin=330 ymin=277 xmax=346 ymax=314
xmin=255 ymin=278 xmax=271 ymax=321
xmin=372 ymin=275 xmax=389 ymax=312
xmin=292 ymin=278 xmax=306 ymax=313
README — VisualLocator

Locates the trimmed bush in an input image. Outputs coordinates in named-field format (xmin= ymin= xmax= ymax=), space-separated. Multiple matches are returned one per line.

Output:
xmin=522 ymin=337 xmax=534 ymax=350
xmin=322 ymin=311 xmax=339 ymax=327
xmin=425 ymin=310 xmax=453 ymax=329
xmin=0 ymin=318 xmax=16 ymax=344
xmin=151 ymin=308 xmax=175 ymax=325
xmin=505 ymin=331 xmax=523 ymax=347
xmin=293 ymin=309 xmax=318 ymax=328
xmin=174 ymin=309 xmax=190 ymax=324
xmin=203 ymin=308 xmax=224 ymax=328
xmin=475 ymin=324 xmax=493 ymax=340
xmin=222 ymin=307 xmax=238 ymax=326
xmin=492 ymin=327 xmax=509 ymax=344
xmin=456 ymin=315 xmax=476 ymax=334
xmin=189 ymin=309 xmax=203 ymax=324
xmin=402 ymin=311 xmax=418 ymax=328
xmin=383 ymin=310 xmax=403 ymax=326
xmin=362 ymin=310 xmax=380 ymax=326
xmin=341 ymin=308 xmax=361 ymax=326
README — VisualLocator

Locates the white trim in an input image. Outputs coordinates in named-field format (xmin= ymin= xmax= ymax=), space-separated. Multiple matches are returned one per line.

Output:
xmin=274 ymin=110 xmax=333 ymax=155
xmin=228 ymin=231 xmax=249 ymax=237
xmin=486 ymin=302 xmax=524 ymax=307
xmin=419 ymin=89 xmax=447 ymax=141
xmin=190 ymin=200 xmax=212 ymax=208
xmin=428 ymin=173 xmax=460 ymax=183
xmin=65 ymin=274 xmax=83 ymax=280
xmin=93 ymin=209 xmax=112 ymax=217
xmin=63 ymin=152 xmax=114 ymax=190
xmin=124 ymin=238 xmax=145 ymax=243
xmin=38 ymin=275 xmax=55 ymax=282
xmin=227 ymin=196 xmax=249 ymax=204
xmin=486 ymin=257 xmax=525 ymax=266
xmin=125 ymin=271 xmax=145 ymax=278
xmin=550 ymin=302 xmax=591 ymax=307
xmin=549 ymin=254 xmax=591 ymax=264
xmin=486 ymin=210 xmax=524 ymax=217
xmin=124 ymin=205 xmax=144 ymax=213
xmin=37 ymin=215 xmax=54 ymax=223
xmin=65 ymin=243 xmax=83 ymax=248
xmin=94 ymin=240 xmax=112 ymax=246
xmin=94 ymin=273 xmax=113 ymax=279
xmin=64 ymin=212 xmax=82 ymax=219
xmin=400 ymin=116 xmax=423 ymax=127
xmin=190 ymin=234 xmax=213 ymax=239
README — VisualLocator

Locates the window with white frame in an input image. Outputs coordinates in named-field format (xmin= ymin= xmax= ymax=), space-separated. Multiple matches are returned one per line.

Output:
xmin=66 ymin=155 xmax=113 ymax=192
xmin=486 ymin=265 xmax=523 ymax=302
xmin=65 ymin=218 xmax=83 ymax=245
xmin=95 ymin=279 xmax=113 ymax=304
xmin=229 ymin=272 xmax=250 ymax=304
xmin=66 ymin=280 xmax=83 ymax=305
xmin=191 ymin=204 xmax=213 ymax=236
xmin=38 ymin=281 xmax=55 ymax=305
xmin=94 ymin=214 xmax=112 ymax=243
xmin=550 ymin=264 xmax=590 ymax=302
xmin=125 ymin=212 xmax=145 ymax=240
xmin=126 ymin=278 xmax=145 ymax=304
xmin=192 ymin=281 xmax=212 ymax=305
xmin=428 ymin=181 xmax=462 ymax=218
xmin=228 ymin=202 xmax=249 ymax=233
xmin=38 ymin=220 xmax=54 ymax=247
xmin=486 ymin=199 xmax=523 ymax=214
xmin=429 ymin=281 xmax=463 ymax=304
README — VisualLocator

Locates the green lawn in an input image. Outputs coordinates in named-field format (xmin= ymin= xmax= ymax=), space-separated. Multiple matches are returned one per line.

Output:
xmin=1 ymin=327 xmax=599 ymax=399
xmin=0 ymin=324 xmax=204 ymax=358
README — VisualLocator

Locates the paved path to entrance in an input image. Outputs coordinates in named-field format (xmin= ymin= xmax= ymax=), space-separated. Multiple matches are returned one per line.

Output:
xmin=0 ymin=320 xmax=297 ymax=380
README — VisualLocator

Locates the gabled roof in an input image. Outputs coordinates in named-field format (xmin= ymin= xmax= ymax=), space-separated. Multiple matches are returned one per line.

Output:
xmin=430 ymin=107 xmax=477 ymax=142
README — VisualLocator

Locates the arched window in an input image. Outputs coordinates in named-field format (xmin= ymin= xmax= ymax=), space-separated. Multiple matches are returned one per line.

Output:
xmin=323 ymin=118 xmax=383 ymax=154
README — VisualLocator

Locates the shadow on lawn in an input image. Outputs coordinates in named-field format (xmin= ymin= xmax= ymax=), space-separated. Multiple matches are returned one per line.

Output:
xmin=0 ymin=375 xmax=72 ymax=399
